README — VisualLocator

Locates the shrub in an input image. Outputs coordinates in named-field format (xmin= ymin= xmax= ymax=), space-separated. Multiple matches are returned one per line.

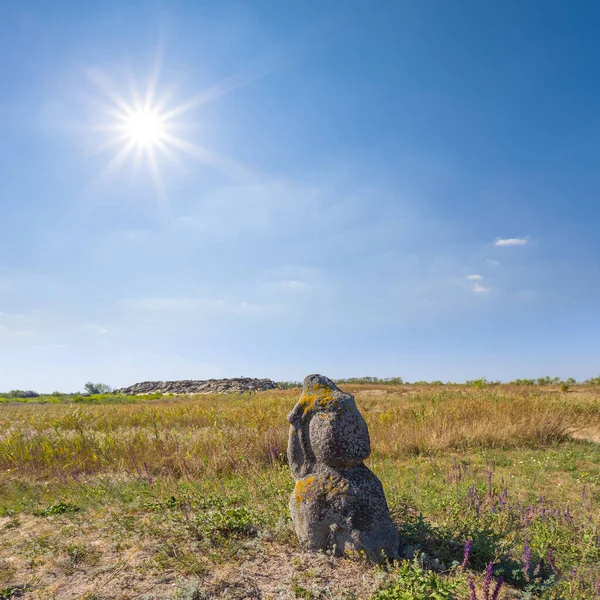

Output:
xmin=84 ymin=382 xmax=112 ymax=395
xmin=511 ymin=379 xmax=535 ymax=386
xmin=466 ymin=378 xmax=488 ymax=389
xmin=335 ymin=377 xmax=404 ymax=385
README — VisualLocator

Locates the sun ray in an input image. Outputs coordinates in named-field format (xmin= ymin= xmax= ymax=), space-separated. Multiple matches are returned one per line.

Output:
xmin=96 ymin=139 xmax=137 ymax=183
xmin=161 ymin=133 xmax=254 ymax=181
xmin=160 ymin=68 xmax=270 ymax=121
xmin=145 ymin=40 xmax=165 ymax=111
xmin=86 ymin=68 xmax=134 ymax=117
xmin=146 ymin=145 xmax=168 ymax=215
xmin=154 ymin=138 xmax=184 ymax=170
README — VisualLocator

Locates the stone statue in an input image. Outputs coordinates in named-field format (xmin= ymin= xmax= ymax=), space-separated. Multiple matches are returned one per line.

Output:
xmin=287 ymin=374 xmax=399 ymax=561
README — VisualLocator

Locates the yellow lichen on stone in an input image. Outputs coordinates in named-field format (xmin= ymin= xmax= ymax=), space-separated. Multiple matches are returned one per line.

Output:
xmin=323 ymin=474 xmax=349 ymax=497
xmin=293 ymin=474 xmax=349 ymax=507
xmin=299 ymin=384 xmax=341 ymax=416
xmin=294 ymin=475 xmax=317 ymax=506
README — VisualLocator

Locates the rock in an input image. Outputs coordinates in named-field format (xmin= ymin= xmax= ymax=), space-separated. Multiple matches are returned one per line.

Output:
xmin=287 ymin=374 xmax=399 ymax=561
xmin=114 ymin=377 xmax=279 ymax=396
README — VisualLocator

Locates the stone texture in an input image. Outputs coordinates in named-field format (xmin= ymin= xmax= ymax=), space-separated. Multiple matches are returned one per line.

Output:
xmin=287 ymin=374 xmax=399 ymax=561
xmin=114 ymin=377 xmax=278 ymax=396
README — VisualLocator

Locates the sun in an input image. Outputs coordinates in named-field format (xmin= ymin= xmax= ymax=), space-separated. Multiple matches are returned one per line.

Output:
xmin=90 ymin=59 xmax=256 ymax=201
xmin=122 ymin=109 xmax=165 ymax=146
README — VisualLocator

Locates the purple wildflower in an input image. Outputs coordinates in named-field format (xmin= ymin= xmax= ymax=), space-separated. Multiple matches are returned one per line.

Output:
xmin=483 ymin=562 xmax=493 ymax=600
xmin=469 ymin=577 xmax=477 ymax=600
xmin=143 ymin=461 xmax=153 ymax=486
xmin=547 ymin=547 xmax=558 ymax=575
xmin=267 ymin=440 xmax=280 ymax=465
xmin=491 ymin=576 xmax=504 ymax=600
xmin=499 ymin=488 xmax=508 ymax=508
xmin=462 ymin=538 xmax=473 ymax=569
xmin=595 ymin=580 xmax=600 ymax=597
xmin=523 ymin=540 xmax=532 ymax=581
xmin=487 ymin=468 xmax=493 ymax=498
xmin=468 ymin=484 xmax=476 ymax=509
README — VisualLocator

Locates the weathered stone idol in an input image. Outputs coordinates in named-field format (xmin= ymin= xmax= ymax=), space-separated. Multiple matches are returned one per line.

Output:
xmin=287 ymin=374 xmax=399 ymax=561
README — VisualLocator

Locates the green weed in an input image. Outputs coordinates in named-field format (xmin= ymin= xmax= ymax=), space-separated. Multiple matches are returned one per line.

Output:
xmin=33 ymin=502 xmax=80 ymax=517
xmin=371 ymin=558 xmax=464 ymax=599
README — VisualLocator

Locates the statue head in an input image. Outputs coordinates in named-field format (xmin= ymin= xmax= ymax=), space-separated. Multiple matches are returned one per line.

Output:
xmin=287 ymin=374 xmax=371 ymax=478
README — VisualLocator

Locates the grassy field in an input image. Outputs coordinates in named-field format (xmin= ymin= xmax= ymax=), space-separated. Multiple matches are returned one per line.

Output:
xmin=1 ymin=384 xmax=600 ymax=599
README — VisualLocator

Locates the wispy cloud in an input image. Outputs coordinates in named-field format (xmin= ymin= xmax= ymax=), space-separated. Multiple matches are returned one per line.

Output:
xmin=267 ymin=280 xmax=310 ymax=292
xmin=472 ymin=283 xmax=491 ymax=293
xmin=486 ymin=259 xmax=500 ymax=266
xmin=33 ymin=343 xmax=68 ymax=350
xmin=466 ymin=274 xmax=482 ymax=280
xmin=120 ymin=296 xmax=283 ymax=317
xmin=121 ymin=296 xmax=228 ymax=312
xmin=494 ymin=237 xmax=527 ymax=246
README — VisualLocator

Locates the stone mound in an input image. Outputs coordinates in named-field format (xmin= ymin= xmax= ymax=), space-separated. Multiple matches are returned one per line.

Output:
xmin=114 ymin=377 xmax=279 ymax=395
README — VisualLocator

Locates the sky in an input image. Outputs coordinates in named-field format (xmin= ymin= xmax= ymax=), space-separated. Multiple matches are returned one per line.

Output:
xmin=1 ymin=1 xmax=600 ymax=391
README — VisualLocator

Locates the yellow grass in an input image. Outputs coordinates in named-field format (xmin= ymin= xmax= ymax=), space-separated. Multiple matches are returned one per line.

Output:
xmin=1 ymin=385 xmax=599 ymax=481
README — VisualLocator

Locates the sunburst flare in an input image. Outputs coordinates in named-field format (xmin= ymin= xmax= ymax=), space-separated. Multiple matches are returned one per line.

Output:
xmin=89 ymin=60 xmax=256 ymax=203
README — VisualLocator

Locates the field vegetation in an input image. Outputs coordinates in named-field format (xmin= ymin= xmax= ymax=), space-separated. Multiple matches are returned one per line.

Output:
xmin=1 ymin=382 xmax=600 ymax=599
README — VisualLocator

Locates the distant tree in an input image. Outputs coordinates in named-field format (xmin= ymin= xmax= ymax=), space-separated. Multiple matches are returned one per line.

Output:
xmin=565 ymin=377 xmax=577 ymax=385
xmin=8 ymin=390 xmax=39 ymax=398
xmin=84 ymin=382 xmax=112 ymax=395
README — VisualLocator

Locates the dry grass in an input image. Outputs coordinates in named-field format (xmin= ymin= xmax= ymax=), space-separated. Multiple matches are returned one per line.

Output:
xmin=1 ymin=386 xmax=599 ymax=481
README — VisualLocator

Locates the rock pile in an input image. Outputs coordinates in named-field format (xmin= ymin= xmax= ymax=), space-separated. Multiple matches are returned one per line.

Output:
xmin=115 ymin=377 xmax=279 ymax=395
xmin=287 ymin=374 xmax=399 ymax=561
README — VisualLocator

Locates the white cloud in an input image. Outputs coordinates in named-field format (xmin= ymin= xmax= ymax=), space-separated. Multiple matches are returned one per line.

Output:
xmin=81 ymin=323 xmax=109 ymax=335
xmin=267 ymin=280 xmax=310 ymax=292
xmin=472 ymin=283 xmax=491 ymax=293
xmin=466 ymin=274 xmax=482 ymax=280
xmin=494 ymin=237 xmax=527 ymax=246
xmin=486 ymin=259 xmax=500 ymax=266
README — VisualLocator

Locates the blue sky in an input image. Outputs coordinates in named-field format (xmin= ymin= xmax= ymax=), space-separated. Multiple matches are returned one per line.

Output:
xmin=1 ymin=1 xmax=599 ymax=391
